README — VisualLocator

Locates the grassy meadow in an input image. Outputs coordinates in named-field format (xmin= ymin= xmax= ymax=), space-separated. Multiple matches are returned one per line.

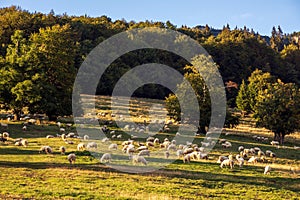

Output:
xmin=0 ymin=95 xmax=299 ymax=199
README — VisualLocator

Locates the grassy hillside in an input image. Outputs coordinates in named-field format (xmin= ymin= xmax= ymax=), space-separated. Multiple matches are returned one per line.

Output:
xmin=0 ymin=96 xmax=299 ymax=199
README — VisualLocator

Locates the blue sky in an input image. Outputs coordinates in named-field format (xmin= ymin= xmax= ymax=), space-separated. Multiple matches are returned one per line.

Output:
xmin=1 ymin=0 xmax=299 ymax=35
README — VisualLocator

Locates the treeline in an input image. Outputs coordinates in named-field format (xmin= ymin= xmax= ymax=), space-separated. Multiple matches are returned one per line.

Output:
xmin=0 ymin=6 xmax=300 ymax=119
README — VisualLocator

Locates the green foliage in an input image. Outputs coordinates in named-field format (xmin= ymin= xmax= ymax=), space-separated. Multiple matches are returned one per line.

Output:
xmin=236 ymin=80 xmax=251 ymax=113
xmin=254 ymin=80 xmax=300 ymax=144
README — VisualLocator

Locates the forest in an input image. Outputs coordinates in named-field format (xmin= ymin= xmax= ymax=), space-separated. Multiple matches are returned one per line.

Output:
xmin=0 ymin=6 xmax=300 ymax=141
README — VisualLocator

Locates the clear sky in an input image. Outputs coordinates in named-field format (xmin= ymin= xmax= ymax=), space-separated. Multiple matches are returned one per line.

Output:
xmin=1 ymin=0 xmax=299 ymax=36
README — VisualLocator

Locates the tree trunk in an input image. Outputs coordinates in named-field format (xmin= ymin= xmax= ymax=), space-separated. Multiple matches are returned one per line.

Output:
xmin=273 ymin=132 xmax=279 ymax=141
xmin=13 ymin=109 xmax=22 ymax=121
xmin=280 ymin=133 xmax=285 ymax=145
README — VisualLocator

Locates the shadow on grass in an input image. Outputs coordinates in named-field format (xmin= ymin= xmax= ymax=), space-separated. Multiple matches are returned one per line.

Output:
xmin=0 ymin=160 xmax=298 ymax=193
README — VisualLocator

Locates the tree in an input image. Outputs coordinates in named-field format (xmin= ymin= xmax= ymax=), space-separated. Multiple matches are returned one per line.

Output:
xmin=254 ymin=80 xmax=300 ymax=144
xmin=247 ymin=69 xmax=275 ymax=112
xmin=236 ymin=79 xmax=251 ymax=114
xmin=165 ymin=55 xmax=238 ymax=134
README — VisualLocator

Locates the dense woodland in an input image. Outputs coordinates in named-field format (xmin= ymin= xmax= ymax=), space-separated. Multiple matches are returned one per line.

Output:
xmin=0 ymin=6 xmax=300 ymax=141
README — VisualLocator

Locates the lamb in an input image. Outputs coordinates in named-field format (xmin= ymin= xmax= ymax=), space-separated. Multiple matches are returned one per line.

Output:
xmin=264 ymin=165 xmax=271 ymax=175
xmin=67 ymin=132 xmax=75 ymax=138
xmin=100 ymin=153 xmax=112 ymax=163
xmin=46 ymin=135 xmax=54 ymax=139
xmin=257 ymin=150 xmax=265 ymax=157
xmin=222 ymin=141 xmax=232 ymax=148
xmin=22 ymin=125 xmax=27 ymax=131
xmin=183 ymin=147 xmax=194 ymax=155
xmin=220 ymin=159 xmax=234 ymax=169
xmin=108 ymin=143 xmax=118 ymax=150
xmin=132 ymin=155 xmax=147 ymax=165
xmin=86 ymin=142 xmax=97 ymax=149
xmin=138 ymin=150 xmax=150 ymax=157
xmin=77 ymin=143 xmax=86 ymax=151
xmin=101 ymin=137 xmax=110 ymax=143
xmin=67 ymin=153 xmax=76 ymax=164
xmin=39 ymin=146 xmax=52 ymax=154
xmin=59 ymin=146 xmax=66 ymax=154
xmin=60 ymin=128 xmax=65 ymax=133
xmin=64 ymin=140 xmax=74 ymax=145
xmin=154 ymin=138 xmax=160 ymax=145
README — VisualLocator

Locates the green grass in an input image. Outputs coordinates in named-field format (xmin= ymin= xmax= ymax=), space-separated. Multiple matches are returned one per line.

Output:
xmin=0 ymin=95 xmax=299 ymax=199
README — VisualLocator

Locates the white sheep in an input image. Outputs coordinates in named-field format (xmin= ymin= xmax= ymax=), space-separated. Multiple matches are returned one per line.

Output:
xmin=264 ymin=165 xmax=271 ymax=175
xmin=21 ymin=139 xmax=28 ymax=147
xmin=217 ymin=156 xmax=228 ymax=163
xmin=46 ymin=135 xmax=54 ymax=139
xmin=220 ymin=159 xmax=234 ymax=169
xmin=238 ymin=146 xmax=244 ymax=152
xmin=176 ymin=150 xmax=183 ymax=158
xmin=236 ymin=155 xmax=244 ymax=167
xmin=100 ymin=153 xmax=112 ymax=163
xmin=59 ymin=146 xmax=66 ymax=154
xmin=248 ymin=156 xmax=258 ymax=164
xmin=270 ymin=141 xmax=279 ymax=146
xmin=61 ymin=134 xmax=66 ymax=140
xmin=22 ymin=125 xmax=27 ymax=131
xmin=183 ymin=154 xmax=191 ymax=163
xmin=132 ymin=155 xmax=147 ymax=165
xmin=77 ymin=143 xmax=86 ymax=151
xmin=60 ymin=128 xmax=66 ymax=133
xmin=108 ymin=143 xmax=118 ymax=150
xmin=64 ymin=140 xmax=74 ymax=145
xmin=137 ymin=146 xmax=148 ymax=151
xmin=2 ymin=132 xmax=9 ymax=138
xmin=167 ymin=144 xmax=177 ymax=151
xmin=67 ymin=132 xmax=75 ymax=138
xmin=101 ymin=137 xmax=110 ymax=143
xmin=294 ymin=146 xmax=300 ymax=150
xmin=39 ymin=146 xmax=52 ymax=154
xmin=83 ymin=135 xmax=89 ymax=140
xmin=67 ymin=153 xmax=76 ymax=164
xmin=87 ymin=142 xmax=97 ymax=149
xmin=138 ymin=150 xmax=150 ymax=157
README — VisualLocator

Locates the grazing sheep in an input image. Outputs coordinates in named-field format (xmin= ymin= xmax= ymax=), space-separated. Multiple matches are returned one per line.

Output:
xmin=64 ymin=140 xmax=74 ymax=145
xmin=138 ymin=150 xmax=150 ymax=157
xmin=83 ymin=135 xmax=89 ymax=140
xmin=167 ymin=144 xmax=177 ymax=151
xmin=39 ymin=146 xmax=52 ymax=154
xmin=59 ymin=146 xmax=66 ymax=154
xmin=108 ymin=143 xmax=118 ymax=150
xmin=222 ymin=141 xmax=232 ymax=148
xmin=248 ymin=156 xmax=258 ymax=164
xmin=137 ymin=146 xmax=147 ymax=151
xmin=218 ymin=139 xmax=227 ymax=144
xmin=217 ymin=156 xmax=228 ymax=163
xmin=264 ymin=165 xmax=271 ymax=175
xmin=117 ymin=134 xmax=122 ymax=139
xmin=77 ymin=143 xmax=86 ymax=151
xmin=294 ymin=146 xmax=300 ymax=150
xmin=165 ymin=151 xmax=170 ymax=159
xmin=46 ymin=135 xmax=54 ymax=139
xmin=57 ymin=122 xmax=61 ymax=127
xmin=153 ymin=138 xmax=160 ymax=145
xmin=101 ymin=137 xmax=110 ymax=143
xmin=67 ymin=153 xmax=76 ymax=164
xmin=176 ymin=150 xmax=184 ymax=158
xmin=198 ymin=153 xmax=208 ymax=160
xmin=269 ymin=152 xmax=276 ymax=158
xmin=183 ymin=154 xmax=191 ymax=163
xmin=146 ymin=141 xmax=154 ymax=147
xmin=61 ymin=134 xmax=66 ymax=140
xmin=100 ymin=153 xmax=112 ymax=163
xmin=238 ymin=146 xmax=244 ymax=152
xmin=87 ymin=142 xmax=97 ymax=149
xmin=270 ymin=141 xmax=279 ymax=146
xmin=2 ymin=132 xmax=9 ymax=138
xmin=220 ymin=159 xmax=234 ymax=169
xmin=257 ymin=150 xmax=265 ymax=157
xmin=132 ymin=155 xmax=147 ymax=165
xmin=236 ymin=155 xmax=244 ymax=167
xmin=60 ymin=128 xmax=66 ymax=133
xmin=20 ymin=139 xmax=28 ymax=147
xmin=67 ymin=132 xmax=75 ymax=138
xmin=22 ymin=125 xmax=27 ymax=131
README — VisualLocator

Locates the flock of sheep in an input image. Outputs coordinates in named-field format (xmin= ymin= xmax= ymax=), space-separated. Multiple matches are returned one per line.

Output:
xmin=1 ymin=120 xmax=299 ymax=176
